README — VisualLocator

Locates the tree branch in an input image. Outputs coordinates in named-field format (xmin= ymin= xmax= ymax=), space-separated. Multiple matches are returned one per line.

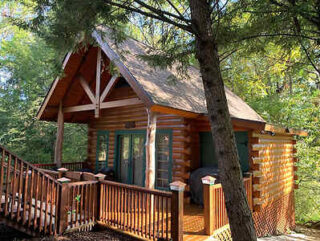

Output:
xmin=104 ymin=0 xmax=193 ymax=33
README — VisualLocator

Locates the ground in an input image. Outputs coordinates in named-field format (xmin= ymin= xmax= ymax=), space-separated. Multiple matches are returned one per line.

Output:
xmin=258 ymin=225 xmax=320 ymax=241
xmin=1 ymin=224 xmax=320 ymax=240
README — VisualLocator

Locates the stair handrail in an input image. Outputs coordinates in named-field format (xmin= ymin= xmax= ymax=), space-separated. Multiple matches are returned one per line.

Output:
xmin=0 ymin=145 xmax=61 ymax=185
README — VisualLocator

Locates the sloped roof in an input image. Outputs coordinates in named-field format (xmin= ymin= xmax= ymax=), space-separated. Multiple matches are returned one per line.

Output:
xmin=93 ymin=31 xmax=265 ymax=123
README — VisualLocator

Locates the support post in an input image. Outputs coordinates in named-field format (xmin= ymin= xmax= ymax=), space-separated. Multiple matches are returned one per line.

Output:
xmin=54 ymin=102 xmax=64 ymax=168
xmin=57 ymin=177 xmax=70 ymax=234
xmin=95 ymin=173 xmax=106 ymax=221
xmin=170 ymin=181 xmax=186 ymax=241
xmin=95 ymin=48 xmax=101 ymax=118
xmin=202 ymin=176 xmax=217 ymax=235
xmin=145 ymin=109 xmax=157 ymax=189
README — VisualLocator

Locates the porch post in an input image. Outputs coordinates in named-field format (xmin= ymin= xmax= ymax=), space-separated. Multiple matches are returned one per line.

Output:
xmin=54 ymin=102 xmax=64 ymax=168
xmin=202 ymin=176 xmax=217 ymax=235
xmin=170 ymin=181 xmax=186 ymax=241
xmin=95 ymin=48 xmax=101 ymax=118
xmin=145 ymin=109 xmax=157 ymax=189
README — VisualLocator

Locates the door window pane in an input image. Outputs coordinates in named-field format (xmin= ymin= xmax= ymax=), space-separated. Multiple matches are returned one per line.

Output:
xmin=97 ymin=131 xmax=108 ymax=170
xmin=132 ymin=135 xmax=145 ymax=186
xmin=156 ymin=133 xmax=171 ymax=189
xmin=119 ymin=135 xmax=130 ymax=184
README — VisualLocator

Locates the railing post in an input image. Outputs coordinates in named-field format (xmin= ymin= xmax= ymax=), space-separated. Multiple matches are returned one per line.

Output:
xmin=170 ymin=181 xmax=186 ymax=241
xmin=57 ymin=177 xmax=71 ymax=234
xmin=58 ymin=168 xmax=68 ymax=178
xmin=94 ymin=173 xmax=106 ymax=221
xmin=202 ymin=176 xmax=217 ymax=236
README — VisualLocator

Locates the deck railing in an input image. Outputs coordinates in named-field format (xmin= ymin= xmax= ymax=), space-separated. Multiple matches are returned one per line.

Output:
xmin=59 ymin=180 xmax=98 ymax=232
xmin=0 ymin=145 xmax=61 ymax=235
xmin=34 ymin=162 xmax=85 ymax=171
xmin=202 ymin=174 xmax=253 ymax=235
xmin=0 ymin=145 xmax=185 ymax=240
xmin=98 ymin=180 xmax=185 ymax=241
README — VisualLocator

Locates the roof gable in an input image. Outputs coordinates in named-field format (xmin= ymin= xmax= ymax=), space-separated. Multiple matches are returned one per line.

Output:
xmin=37 ymin=31 xmax=265 ymax=124
xmin=93 ymin=31 xmax=265 ymax=123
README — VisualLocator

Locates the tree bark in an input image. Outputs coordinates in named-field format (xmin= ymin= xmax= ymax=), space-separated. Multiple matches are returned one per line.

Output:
xmin=54 ymin=102 xmax=64 ymax=168
xmin=189 ymin=1 xmax=257 ymax=240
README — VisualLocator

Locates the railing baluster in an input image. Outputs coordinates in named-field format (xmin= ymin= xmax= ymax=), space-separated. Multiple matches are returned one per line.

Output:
xmin=39 ymin=175 xmax=44 ymax=232
xmin=16 ymin=161 xmax=24 ymax=221
xmin=0 ymin=149 xmax=5 ymax=211
xmin=10 ymin=157 xmax=18 ymax=219
xmin=44 ymin=178 xmax=49 ymax=233
xmin=22 ymin=164 xmax=29 ymax=225
xmin=28 ymin=169 xmax=34 ymax=228
xmin=49 ymin=181 xmax=54 ymax=234
xmin=4 ymin=154 xmax=11 ymax=217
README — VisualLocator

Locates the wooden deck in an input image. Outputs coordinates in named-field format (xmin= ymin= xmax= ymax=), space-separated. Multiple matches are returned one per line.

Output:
xmin=183 ymin=204 xmax=211 ymax=241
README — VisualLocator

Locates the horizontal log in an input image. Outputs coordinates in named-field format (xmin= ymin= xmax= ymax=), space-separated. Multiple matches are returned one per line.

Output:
xmin=252 ymin=143 xmax=293 ymax=151
xmin=252 ymin=156 xmax=293 ymax=165
xmin=252 ymin=132 xmax=294 ymax=141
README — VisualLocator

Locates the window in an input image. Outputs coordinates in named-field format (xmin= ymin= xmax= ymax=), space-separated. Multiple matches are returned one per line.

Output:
xmin=156 ymin=131 xmax=172 ymax=189
xmin=96 ymin=131 xmax=109 ymax=171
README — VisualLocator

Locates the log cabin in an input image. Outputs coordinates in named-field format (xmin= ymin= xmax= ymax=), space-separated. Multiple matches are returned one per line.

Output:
xmin=0 ymin=30 xmax=307 ymax=240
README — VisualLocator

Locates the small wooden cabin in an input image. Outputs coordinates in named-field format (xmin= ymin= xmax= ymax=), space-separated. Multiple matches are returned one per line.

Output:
xmin=36 ymin=31 xmax=306 ymax=238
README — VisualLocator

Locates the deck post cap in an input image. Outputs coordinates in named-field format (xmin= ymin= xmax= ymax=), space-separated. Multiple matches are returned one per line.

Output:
xmin=57 ymin=167 xmax=68 ymax=172
xmin=201 ymin=176 xmax=217 ymax=185
xmin=57 ymin=177 xmax=71 ymax=183
xmin=169 ymin=181 xmax=186 ymax=192
xmin=94 ymin=173 xmax=106 ymax=181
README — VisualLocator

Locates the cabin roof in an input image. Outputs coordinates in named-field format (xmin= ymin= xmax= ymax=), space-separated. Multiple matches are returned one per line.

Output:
xmin=93 ymin=31 xmax=265 ymax=123
xmin=36 ymin=30 xmax=265 ymax=124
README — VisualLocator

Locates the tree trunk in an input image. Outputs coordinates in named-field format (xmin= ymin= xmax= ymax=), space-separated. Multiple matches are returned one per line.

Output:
xmin=189 ymin=1 xmax=257 ymax=240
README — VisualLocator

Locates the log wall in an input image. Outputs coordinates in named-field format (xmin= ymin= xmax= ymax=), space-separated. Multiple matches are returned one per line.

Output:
xmin=87 ymin=86 xmax=192 ymax=191
xmin=250 ymin=132 xmax=297 ymax=211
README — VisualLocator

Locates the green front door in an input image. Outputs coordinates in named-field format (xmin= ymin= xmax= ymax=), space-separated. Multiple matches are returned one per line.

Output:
xmin=117 ymin=132 xmax=145 ymax=186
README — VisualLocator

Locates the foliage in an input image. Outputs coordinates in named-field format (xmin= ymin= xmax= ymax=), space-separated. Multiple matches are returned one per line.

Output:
xmin=2 ymin=0 xmax=320 ymax=226
xmin=0 ymin=2 xmax=87 ymax=163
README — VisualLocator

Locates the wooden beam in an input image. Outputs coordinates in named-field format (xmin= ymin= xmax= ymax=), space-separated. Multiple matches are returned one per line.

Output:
xmin=79 ymin=75 xmax=96 ymax=104
xmin=93 ymin=31 xmax=153 ymax=107
xmin=145 ymin=109 xmax=157 ymax=189
xmin=63 ymin=104 xmax=95 ymax=113
xmin=36 ymin=52 xmax=72 ymax=120
xmin=54 ymin=102 xmax=64 ymax=168
xmin=100 ymin=98 xmax=143 ymax=109
xmin=95 ymin=48 xmax=102 ymax=118
xmin=100 ymin=75 xmax=118 ymax=103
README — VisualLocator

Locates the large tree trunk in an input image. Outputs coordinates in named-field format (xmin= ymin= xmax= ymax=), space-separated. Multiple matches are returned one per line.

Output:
xmin=189 ymin=1 xmax=257 ymax=240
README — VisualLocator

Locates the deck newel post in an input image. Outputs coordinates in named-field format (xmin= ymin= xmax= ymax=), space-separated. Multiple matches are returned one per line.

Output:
xmin=145 ymin=109 xmax=157 ymax=189
xmin=94 ymin=173 xmax=106 ymax=221
xmin=57 ymin=177 xmax=71 ymax=234
xmin=170 ymin=181 xmax=186 ymax=241
xmin=58 ymin=168 xmax=68 ymax=179
xmin=202 ymin=176 xmax=217 ymax=235
xmin=54 ymin=102 xmax=64 ymax=168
